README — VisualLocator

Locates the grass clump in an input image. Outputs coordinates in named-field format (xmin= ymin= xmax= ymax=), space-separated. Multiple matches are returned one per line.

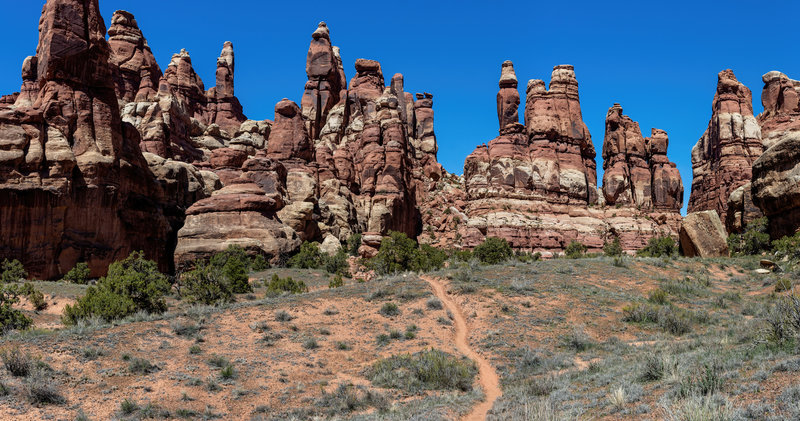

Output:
xmin=275 ymin=310 xmax=295 ymax=322
xmin=473 ymin=237 xmax=513 ymax=265
xmin=128 ymin=357 xmax=159 ymax=374
xmin=62 ymin=251 xmax=170 ymax=324
xmin=622 ymin=302 xmax=693 ymax=335
xmin=367 ymin=349 xmax=477 ymax=392
xmin=379 ymin=302 xmax=401 ymax=317
xmin=24 ymin=370 xmax=64 ymax=405
xmin=315 ymin=382 xmax=388 ymax=416
xmin=2 ymin=347 xmax=32 ymax=377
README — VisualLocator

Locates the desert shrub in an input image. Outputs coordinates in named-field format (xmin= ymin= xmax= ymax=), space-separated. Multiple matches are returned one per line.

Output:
xmin=324 ymin=249 xmax=351 ymax=277
xmin=426 ymin=297 xmax=443 ymax=310
xmin=415 ymin=244 xmax=448 ymax=272
xmin=637 ymin=236 xmax=677 ymax=257
xmin=561 ymin=326 xmax=594 ymax=352
xmin=302 ymin=338 xmax=319 ymax=350
xmin=220 ymin=364 xmax=236 ymax=379
xmin=367 ymin=349 xmax=477 ymax=392
xmin=315 ymin=382 xmax=388 ymax=416
xmin=209 ymin=246 xmax=251 ymax=293
xmin=678 ymin=362 xmax=724 ymax=397
xmin=179 ymin=263 xmax=234 ymax=305
xmin=24 ymin=370 xmax=64 ymax=405
xmin=450 ymin=249 xmax=473 ymax=263
xmin=62 ymin=251 xmax=170 ymax=324
xmin=265 ymin=274 xmax=307 ymax=295
xmin=347 ymin=233 xmax=363 ymax=257
xmin=128 ymin=357 xmax=159 ymax=374
xmin=776 ymin=278 xmax=793 ymax=293
xmin=379 ymin=302 xmax=400 ymax=317
xmin=289 ymin=241 xmax=324 ymax=269
xmin=603 ymin=238 xmax=623 ymax=257
xmin=275 ymin=310 xmax=295 ymax=322
xmin=2 ymin=347 xmax=32 ymax=377
xmin=773 ymin=232 xmax=800 ymax=261
xmin=640 ymin=353 xmax=666 ymax=382
xmin=329 ymin=275 xmax=344 ymax=289
xmin=0 ymin=285 xmax=33 ymax=334
xmin=728 ymin=217 xmax=771 ymax=256
xmin=622 ymin=303 xmax=693 ymax=335
xmin=648 ymin=288 xmax=669 ymax=305
xmin=63 ymin=262 xmax=91 ymax=284
xmin=764 ymin=294 xmax=800 ymax=348
xmin=564 ymin=241 xmax=587 ymax=259
xmin=17 ymin=282 xmax=47 ymax=311
xmin=120 ymin=398 xmax=139 ymax=415
xmin=473 ymin=237 xmax=513 ymax=265
xmin=0 ymin=259 xmax=26 ymax=284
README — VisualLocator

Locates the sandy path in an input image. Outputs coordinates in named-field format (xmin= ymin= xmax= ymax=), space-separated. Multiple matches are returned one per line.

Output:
xmin=421 ymin=276 xmax=501 ymax=421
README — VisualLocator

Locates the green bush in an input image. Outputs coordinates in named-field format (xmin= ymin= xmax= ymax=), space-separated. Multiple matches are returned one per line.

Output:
xmin=265 ymin=274 xmax=307 ymax=295
xmin=775 ymin=279 xmax=793 ymax=293
xmin=62 ymin=251 xmax=170 ymax=324
xmin=773 ymin=232 xmax=800 ymax=261
xmin=728 ymin=217 xmax=771 ymax=256
xmin=414 ymin=244 xmax=447 ymax=272
xmin=1 ymin=259 xmax=27 ymax=283
xmin=289 ymin=242 xmax=324 ymax=269
xmin=367 ymin=349 xmax=477 ymax=392
xmin=329 ymin=275 xmax=344 ymax=289
xmin=19 ymin=283 xmax=47 ymax=311
xmin=324 ymin=249 xmax=351 ymax=277
xmin=0 ymin=286 xmax=33 ymax=334
xmin=347 ymin=233 xmax=363 ymax=257
xmin=63 ymin=262 xmax=91 ymax=284
xmin=370 ymin=232 xmax=420 ymax=274
xmin=564 ymin=241 xmax=587 ymax=259
xmin=209 ymin=246 xmax=251 ymax=294
xmin=379 ymin=302 xmax=400 ymax=317
xmin=473 ymin=237 xmax=513 ymax=265
xmin=180 ymin=263 xmax=234 ymax=305
xmin=637 ymin=236 xmax=677 ymax=257
xmin=251 ymin=254 xmax=270 ymax=271
xmin=450 ymin=250 xmax=473 ymax=263
xmin=603 ymin=238 xmax=623 ymax=257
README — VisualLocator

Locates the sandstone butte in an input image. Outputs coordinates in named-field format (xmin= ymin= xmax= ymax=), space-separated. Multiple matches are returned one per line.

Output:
xmin=0 ymin=0 xmax=798 ymax=279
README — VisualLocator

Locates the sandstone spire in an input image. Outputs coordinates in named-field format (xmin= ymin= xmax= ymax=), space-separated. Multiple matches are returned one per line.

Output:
xmin=497 ymin=60 xmax=520 ymax=131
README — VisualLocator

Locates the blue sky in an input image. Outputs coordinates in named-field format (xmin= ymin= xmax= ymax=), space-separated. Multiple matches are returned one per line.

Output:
xmin=1 ymin=1 xmax=798 ymax=215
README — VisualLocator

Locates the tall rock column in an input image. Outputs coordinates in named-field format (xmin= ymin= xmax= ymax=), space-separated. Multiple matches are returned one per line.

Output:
xmin=497 ymin=60 xmax=520 ymax=131
xmin=602 ymin=104 xmax=652 ymax=208
xmin=206 ymin=42 xmax=246 ymax=133
xmin=647 ymin=129 xmax=683 ymax=211
xmin=108 ymin=10 xmax=162 ymax=103
xmin=302 ymin=22 xmax=346 ymax=140
xmin=688 ymin=70 xmax=763 ymax=223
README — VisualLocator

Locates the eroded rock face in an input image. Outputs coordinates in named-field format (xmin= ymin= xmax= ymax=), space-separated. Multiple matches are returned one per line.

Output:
xmin=688 ymin=70 xmax=763 ymax=226
xmin=0 ymin=0 xmax=200 ymax=279
xmin=758 ymin=71 xmax=800 ymax=150
xmin=680 ymin=210 xmax=729 ymax=257
xmin=454 ymin=63 xmax=683 ymax=253
xmin=751 ymin=132 xmax=800 ymax=238
xmin=601 ymin=104 xmax=683 ymax=210
xmin=108 ymin=10 xmax=161 ymax=103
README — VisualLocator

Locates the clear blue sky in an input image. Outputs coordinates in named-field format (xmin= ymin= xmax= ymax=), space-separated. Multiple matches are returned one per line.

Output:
xmin=1 ymin=1 xmax=798 ymax=215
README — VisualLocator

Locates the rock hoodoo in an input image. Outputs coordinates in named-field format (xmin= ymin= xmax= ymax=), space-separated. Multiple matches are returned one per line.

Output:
xmin=688 ymin=70 xmax=763 ymax=231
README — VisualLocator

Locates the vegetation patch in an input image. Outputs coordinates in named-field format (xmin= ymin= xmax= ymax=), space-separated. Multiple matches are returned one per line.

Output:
xmin=367 ymin=349 xmax=477 ymax=392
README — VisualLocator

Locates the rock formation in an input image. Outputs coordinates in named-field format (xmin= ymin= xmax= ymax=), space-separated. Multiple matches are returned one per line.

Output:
xmin=688 ymin=70 xmax=763 ymax=230
xmin=453 ymin=62 xmax=683 ymax=253
xmin=601 ymin=104 xmax=683 ymax=210
xmin=0 ymin=0 xmax=204 ymax=279
xmin=680 ymin=211 xmax=729 ymax=257
xmin=749 ymin=71 xmax=800 ymax=238
xmin=108 ymin=10 xmax=161 ymax=103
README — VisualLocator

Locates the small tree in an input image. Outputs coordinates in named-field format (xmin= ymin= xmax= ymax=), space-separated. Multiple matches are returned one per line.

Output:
xmin=473 ymin=237 xmax=513 ymax=265
xmin=346 ymin=233 xmax=363 ymax=257
xmin=728 ymin=217 xmax=771 ymax=256
xmin=638 ymin=236 xmax=678 ymax=258
xmin=0 ymin=285 xmax=33 ymax=334
xmin=1 ymin=259 xmax=27 ymax=284
xmin=371 ymin=232 xmax=421 ymax=275
xmin=63 ymin=263 xmax=91 ymax=284
xmin=412 ymin=244 xmax=448 ymax=272
xmin=773 ymin=232 xmax=800 ymax=261
xmin=323 ymin=249 xmax=351 ymax=277
xmin=209 ymin=246 xmax=251 ymax=293
xmin=266 ymin=274 xmax=307 ymax=295
xmin=179 ymin=263 xmax=233 ymax=305
xmin=603 ymin=238 xmax=623 ymax=257
xmin=564 ymin=241 xmax=587 ymax=259
xmin=62 ymin=251 xmax=170 ymax=324
xmin=288 ymin=242 xmax=324 ymax=269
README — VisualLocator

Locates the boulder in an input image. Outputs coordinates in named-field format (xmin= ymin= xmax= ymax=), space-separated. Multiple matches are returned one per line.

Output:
xmin=680 ymin=210 xmax=729 ymax=257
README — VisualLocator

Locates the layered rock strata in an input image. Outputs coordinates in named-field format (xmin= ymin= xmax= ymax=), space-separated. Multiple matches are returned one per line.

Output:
xmin=688 ymin=70 xmax=763 ymax=231
xmin=451 ymin=62 xmax=683 ymax=253
xmin=0 ymin=0 xmax=206 ymax=279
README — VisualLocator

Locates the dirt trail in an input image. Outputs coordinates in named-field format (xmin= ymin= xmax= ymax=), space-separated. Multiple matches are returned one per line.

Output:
xmin=421 ymin=276 xmax=501 ymax=421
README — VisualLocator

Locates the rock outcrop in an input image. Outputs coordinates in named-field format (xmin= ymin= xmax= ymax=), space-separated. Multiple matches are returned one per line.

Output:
xmin=750 ymin=71 xmax=800 ymax=238
xmin=453 ymin=63 xmax=683 ymax=253
xmin=601 ymin=104 xmax=683 ymax=211
xmin=0 ymin=0 xmax=202 ymax=279
xmin=688 ymin=70 xmax=763 ymax=230
xmin=680 ymin=210 xmax=729 ymax=257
